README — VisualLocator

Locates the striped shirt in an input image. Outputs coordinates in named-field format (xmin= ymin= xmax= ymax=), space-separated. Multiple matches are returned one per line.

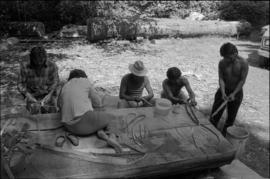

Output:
xmin=17 ymin=59 xmax=59 ymax=98
xmin=120 ymin=73 xmax=149 ymax=98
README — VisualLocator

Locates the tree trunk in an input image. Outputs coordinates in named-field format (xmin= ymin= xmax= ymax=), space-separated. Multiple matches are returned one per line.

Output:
xmin=87 ymin=17 xmax=252 ymax=42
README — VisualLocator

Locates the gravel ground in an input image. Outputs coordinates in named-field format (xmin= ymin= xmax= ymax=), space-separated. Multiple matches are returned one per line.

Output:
xmin=0 ymin=36 xmax=268 ymax=177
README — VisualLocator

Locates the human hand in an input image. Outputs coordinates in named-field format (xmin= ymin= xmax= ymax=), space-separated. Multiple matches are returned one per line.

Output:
xmin=134 ymin=96 xmax=142 ymax=103
xmin=228 ymin=93 xmax=235 ymax=101
xmin=189 ymin=98 xmax=197 ymax=106
xmin=177 ymin=99 xmax=187 ymax=104
xmin=222 ymin=93 xmax=228 ymax=101
xmin=41 ymin=93 xmax=52 ymax=105
xmin=26 ymin=93 xmax=37 ymax=103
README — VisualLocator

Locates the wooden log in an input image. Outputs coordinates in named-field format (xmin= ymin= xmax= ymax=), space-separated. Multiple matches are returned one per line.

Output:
xmin=7 ymin=22 xmax=45 ymax=37
xmin=59 ymin=24 xmax=87 ymax=38
xmin=87 ymin=17 xmax=252 ymax=42
xmin=87 ymin=17 xmax=118 ymax=42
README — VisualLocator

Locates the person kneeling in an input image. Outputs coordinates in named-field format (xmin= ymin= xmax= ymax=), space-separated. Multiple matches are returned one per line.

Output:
xmin=58 ymin=69 xmax=122 ymax=153
xmin=119 ymin=60 xmax=154 ymax=108
xmin=161 ymin=67 xmax=197 ymax=106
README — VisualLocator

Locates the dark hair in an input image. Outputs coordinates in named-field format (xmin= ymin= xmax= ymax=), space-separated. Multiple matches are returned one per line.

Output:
xmin=167 ymin=67 xmax=182 ymax=80
xmin=30 ymin=46 xmax=47 ymax=67
xmin=220 ymin=42 xmax=238 ymax=58
xmin=68 ymin=69 xmax=87 ymax=81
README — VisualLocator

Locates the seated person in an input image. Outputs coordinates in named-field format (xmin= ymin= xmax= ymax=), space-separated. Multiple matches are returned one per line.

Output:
xmin=119 ymin=60 xmax=154 ymax=108
xmin=161 ymin=67 xmax=197 ymax=106
xmin=58 ymin=69 xmax=122 ymax=153
xmin=18 ymin=46 xmax=59 ymax=114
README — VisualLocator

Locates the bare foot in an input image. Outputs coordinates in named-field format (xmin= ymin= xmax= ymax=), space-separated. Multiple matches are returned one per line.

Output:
xmin=107 ymin=134 xmax=123 ymax=153
xmin=97 ymin=130 xmax=123 ymax=153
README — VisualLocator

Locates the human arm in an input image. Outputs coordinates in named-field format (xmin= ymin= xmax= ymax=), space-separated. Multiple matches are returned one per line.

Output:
xmin=162 ymin=80 xmax=181 ymax=104
xmin=57 ymin=86 xmax=63 ymax=110
xmin=88 ymin=84 xmax=103 ymax=109
xmin=183 ymin=78 xmax=197 ymax=106
xmin=41 ymin=63 xmax=59 ymax=104
xmin=218 ymin=61 xmax=228 ymax=101
xmin=228 ymin=59 xmax=249 ymax=101
xmin=17 ymin=63 xmax=37 ymax=102
xmin=142 ymin=77 xmax=154 ymax=101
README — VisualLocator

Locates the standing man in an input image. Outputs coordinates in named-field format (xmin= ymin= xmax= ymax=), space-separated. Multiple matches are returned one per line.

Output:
xmin=210 ymin=42 xmax=249 ymax=136
xmin=119 ymin=60 xmax=154 ymax=108
xmin=18 ymin=46 xmax=59 ymax=114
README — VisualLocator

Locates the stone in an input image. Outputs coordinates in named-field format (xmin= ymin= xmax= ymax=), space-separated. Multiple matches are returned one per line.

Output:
xmin=6 ymin=37 xmax=19 ymax=45
xmin=185 ymin=12 xmax=205 ymax=21
xmin=8 ymin=22 xmax=45 ymax=37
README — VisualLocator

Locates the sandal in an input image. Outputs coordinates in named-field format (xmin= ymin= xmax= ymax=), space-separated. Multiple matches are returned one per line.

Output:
xmin=55 ymin=136 xmax=66 ymax=147
xmin=66 ymin=133 xmax=79 ymax=146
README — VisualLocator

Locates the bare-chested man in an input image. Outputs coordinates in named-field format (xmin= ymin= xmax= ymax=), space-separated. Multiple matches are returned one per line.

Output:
xmin=210 ymin=42 xmax=249 ymax=136
xmin=161 ymin=67 xmax=197 ymax=106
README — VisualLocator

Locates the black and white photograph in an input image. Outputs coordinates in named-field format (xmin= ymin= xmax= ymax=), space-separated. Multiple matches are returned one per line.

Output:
xmin=0 ymin=1 xmax=269 ymax=178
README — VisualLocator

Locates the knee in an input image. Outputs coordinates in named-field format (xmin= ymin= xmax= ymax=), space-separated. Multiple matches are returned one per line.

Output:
xmin=118 ymin=99 xmax=128 ymax=108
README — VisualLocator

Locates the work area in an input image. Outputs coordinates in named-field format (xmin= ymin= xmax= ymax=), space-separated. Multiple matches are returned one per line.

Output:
xmin=1 ymin=1 xmax=269 ymax=179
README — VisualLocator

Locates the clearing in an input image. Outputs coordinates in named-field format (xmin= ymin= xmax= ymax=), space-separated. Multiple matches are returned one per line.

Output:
xmin=0 ymin=36 xmax=269 ymax=177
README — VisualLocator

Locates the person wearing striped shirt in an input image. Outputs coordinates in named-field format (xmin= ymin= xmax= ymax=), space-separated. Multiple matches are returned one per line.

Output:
xmin=119 ymin=60 xmax=154 ymax=108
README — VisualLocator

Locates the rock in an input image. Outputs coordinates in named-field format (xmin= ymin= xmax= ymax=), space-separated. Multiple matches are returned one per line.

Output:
xmin=0 ymin=43 xmax=9 ymax=51
xmin=185 ymin=12 xmax=205 ymax=21
xmin=6 ymin=37 xmax=20 ymax=45
xmin=59 ymin=24 xmax=87 ymax=38
xmin=7 ymin=22 xmax=45 ymax=37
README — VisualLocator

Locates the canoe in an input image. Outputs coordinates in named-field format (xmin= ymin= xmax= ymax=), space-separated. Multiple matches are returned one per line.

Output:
xmin=5 ymin=105 xmax=236 ymax=178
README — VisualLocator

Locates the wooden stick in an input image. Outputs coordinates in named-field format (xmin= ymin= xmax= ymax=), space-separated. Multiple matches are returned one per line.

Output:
xmin=211 ymin=100 xmax=228 ymax=118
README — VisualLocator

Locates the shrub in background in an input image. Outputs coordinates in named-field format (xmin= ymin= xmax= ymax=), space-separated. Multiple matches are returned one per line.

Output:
xmin=220 ymin=1 xmax=269 ymax=27
xmin=0 ymin=0 xmax=269 ymax=35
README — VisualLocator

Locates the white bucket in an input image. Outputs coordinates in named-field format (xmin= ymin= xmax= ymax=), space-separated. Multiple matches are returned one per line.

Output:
xmin=154 ymin=98 xmax=172 ymax=116
xmin=226 ymin=126 xmax=249 ymax=158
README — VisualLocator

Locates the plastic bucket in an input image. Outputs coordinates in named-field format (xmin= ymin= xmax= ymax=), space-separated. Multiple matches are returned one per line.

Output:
xmin=226 ymin=126 xmax=249 ymax=158
xmin=154 ymin=98 xmax=172 ymax=116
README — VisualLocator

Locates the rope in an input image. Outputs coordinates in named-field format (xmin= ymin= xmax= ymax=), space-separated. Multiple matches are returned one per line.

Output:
xmin=184 ymin=103 xmax=221 ymax=150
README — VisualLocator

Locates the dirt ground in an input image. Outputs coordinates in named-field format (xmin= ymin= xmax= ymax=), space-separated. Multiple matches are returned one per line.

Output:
xmin=0 ymin=36 xmax=269 ymax=177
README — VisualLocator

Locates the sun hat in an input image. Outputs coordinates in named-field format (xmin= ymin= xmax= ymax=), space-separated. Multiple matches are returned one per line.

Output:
xmin=128 ymin=60 xmax=148 ymax=76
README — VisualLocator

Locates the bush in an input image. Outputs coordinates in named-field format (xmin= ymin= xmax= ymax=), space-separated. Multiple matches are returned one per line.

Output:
xmin=220 ymin=1 xmax=269 ymax=27
xmin=1 ymin=0 xmax=268 ymax=35
xmin=0 ymin=1 xmax=61 ymax=33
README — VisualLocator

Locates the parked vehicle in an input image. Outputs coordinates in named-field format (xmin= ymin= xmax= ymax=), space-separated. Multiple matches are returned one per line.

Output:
xmin=258 ymin=25 xmax=269 ymax=68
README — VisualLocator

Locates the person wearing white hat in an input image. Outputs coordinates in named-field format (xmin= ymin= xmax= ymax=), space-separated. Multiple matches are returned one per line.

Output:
xmin=119 ymin=60 xmax=154 ymax=108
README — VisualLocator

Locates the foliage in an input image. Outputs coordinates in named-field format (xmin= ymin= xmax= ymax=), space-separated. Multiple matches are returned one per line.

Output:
xmin=0 ymin=0 xmax=269 ymax=34
xmin=219 ymin=1 xmax=269 ymax=27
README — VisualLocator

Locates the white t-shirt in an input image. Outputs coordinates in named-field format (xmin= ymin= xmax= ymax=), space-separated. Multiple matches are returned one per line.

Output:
xmin=59 ymin=78 xmax=102 ymax=124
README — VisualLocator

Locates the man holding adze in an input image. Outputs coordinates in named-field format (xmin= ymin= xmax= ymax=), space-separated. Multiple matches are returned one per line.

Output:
xmin=210 ymin=42 xmax=249 ymax=136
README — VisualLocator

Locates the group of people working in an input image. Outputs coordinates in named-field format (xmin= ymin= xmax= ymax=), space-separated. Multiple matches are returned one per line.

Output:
xmin=17 ymin=42 xmax=248 ymax=150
